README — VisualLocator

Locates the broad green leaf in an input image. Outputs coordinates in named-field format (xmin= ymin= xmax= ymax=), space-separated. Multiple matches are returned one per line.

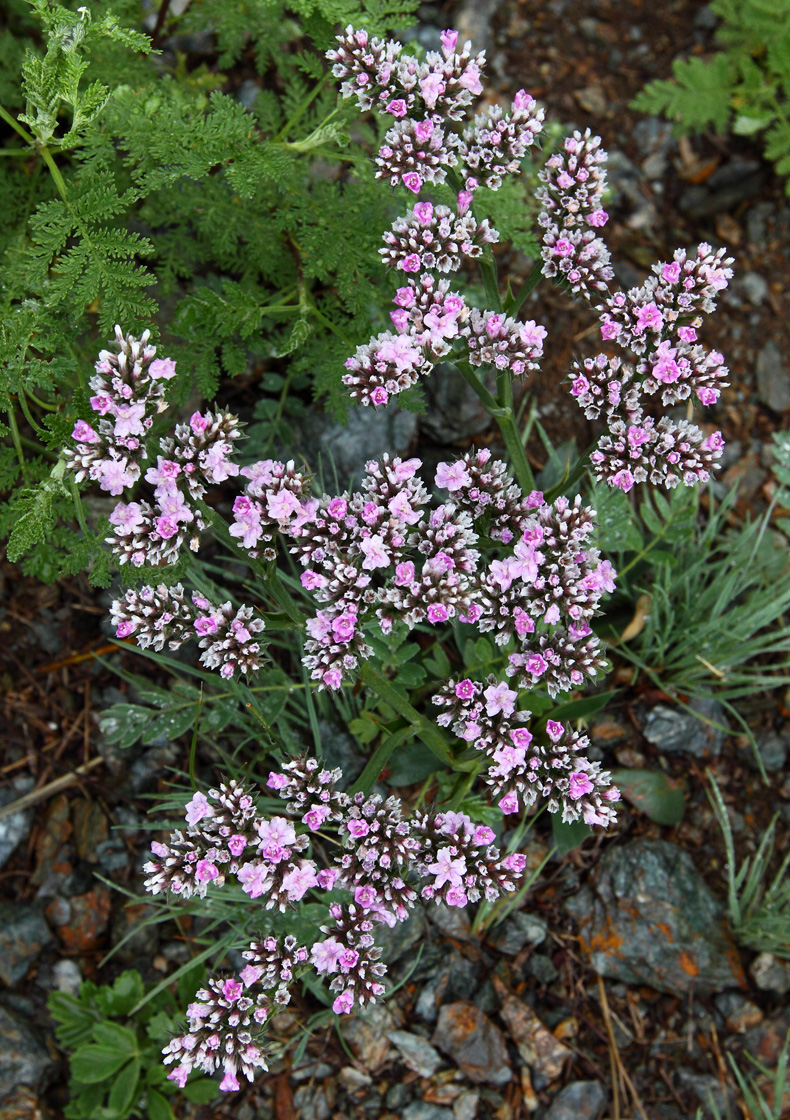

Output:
xmin=102 ymin=971 xmax=145 ymax=1017
xmin=546 ymin=690 xmax=618 ymax=724
xmin=91 ymin=1022 xmax=138 ymax=1052
xmin=552 ymin=815 xmax=592 ymax=855
xmin=612 ymin=769 xmax=686 ymax=825
xmin=181 ymin=1078 xmax=220 ymax=1103
xmin=108 ymin=1058 xmax=141 ymax=1118
xmin=71 ymin=1045 xmax=133 ymax=1084
xmin=385 ymin=740 xmax=443 ymax=786
xmin=148 ymin=1089 xmax=177 ymax=1120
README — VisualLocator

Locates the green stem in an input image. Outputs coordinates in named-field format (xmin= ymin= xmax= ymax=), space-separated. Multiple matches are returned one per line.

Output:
xmin=38 ymin=145 xmax=68 ymax=201
xmin=25 ymin=390 xmax=58 ymax=411
xmin=16 ymin=389 xmax=46 ymax=436
xmin=455 ymin=360 xmax=536 ymax=494
xmin=69 ymin=478 xmax=89 ymax=538
xmin=308 ymin=301 xmax=353 ymax=348
xmin=349 ymin=725 xmax=413 ymax=796
xmin=274 ymin=74 xmax=329 ymax=142
xmin=18 ymin=435 xmax=57 ymax=461
xmin=479 ymin=253 xmax=502 ymax=312
xmin=446 ymin=766 xmax=480 ymax=811
xmin=359 ymin=663 xmax=458 ymax=768
xmin=7 ymin=408 xmax=26 ymax=478
xmin=0 ymin=103 xmax=34 ymax=145
xmin=503 ymin=259 xmax=544 ymax=319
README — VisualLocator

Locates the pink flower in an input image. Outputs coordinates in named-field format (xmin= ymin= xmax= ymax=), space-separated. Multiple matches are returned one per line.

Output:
xmin=113 ymin=402 xmax=147 ymax=439
xmin=403 ymin=172 xmax=423 ymax=194
xmin=483 ymin=681 xmax=518 ymax=718
xmin=156 ymin=516 xmax=179 ymax=540
xmin=266 ymin=772 xmax=290 ymax=790
xmin=503 ymin=853 xmax=527 ymax=873
xmin=346 ymin=818 xmax=370 ymax=838
xmin=678 ymin=326 xmax=697 ymax=343
xmin=311 ymin=937 xmax=345 ymax=974
xmin=440 ymin=28 xmax=458 ymax=52
xmin=219 ymin=1068 xmax=240 ymax=1093
xmin=546 ymin=720 xmax=564 ymax=742
xmin=473 ymin=825 xmax=496 ymax=845
xmin=414 ymin=202 xmax=433 ymax=224
xmin=317 ymin=868 xmax=338 ymax=890
xmin=194 ymin=615 xmax=218 ymax=636
xmin=185 ymin=792 xmax=213 ymax=825
xmin=635 ymin=302 xmax=663 ymax=334
xmin=611 ymin=469 xmax=635 ymax=492
xmin=401 ymin=253 xmax=421 ymax=273
xmin=354 ymin=884 xmax=378 ymax=909
xmin=237 ymin=862 xmax=269 ymax=898
xmin=323 ymin=668 xmax=343 ymax=690
xmin=149 ymin=357 xmax=177 ymax=380
xmin=228 ymin=835 xmax=247 ymax=857
xmin=524 ymin=653 xmax=548 ymax=677
xmin=257 ymin=816 xmax=296 ymax=860
xmin=304 ymin=805 xmax=330 ymax=831
xmin=73 ymin=420 xmax=99 ymax=443
xmin=554 ymin=239 xmax=574 ymax=258
xmin=662 ymin=261 xmax=681 ymax=284
xmin=568 ymin=771 xmax=594 ymax=800
xmin=513 ymin=88 xmax=533 ymax=111
xmin=370 ymin=386 xmax=389 ymax=406
xmin=457 ymin=190 xmax=473 ymax=215
xmin=499 ymin=791 xmax=519 ymax=814
xmin=395 ymin=286 xmax=415 ymax=308
xmin=282 ymin=860 xmax=318 ymax=901
xmin=697 ymin=387 xmax=718 ymax=406
xmin=189 ymin=412 xmax=209 ymax=433
xmin=455 ymin=678 xmax=476 ymax=700
xmin=435 ymin=461 xmax=471 ymax=491
xmin=222 ymin=978 xmax=243 ymax=1002
xmin=90 ymin=393 xmax=113 ymax=415
xmin=458 ymin=62 xmax=482 ymax=94
xmin=427 ymin=603 xmax=449 ymax=624
xmin=332 ymin=989 xmax=355 ymax=1015
xmin=116 ymin=620 xmax=136 ymax=639
xmin=420 ymin=72 xmax=446 ymax=109
xmin=395 ymin=561 xmax=415 ymax=586
xmin=360 ymin=534 xmax=390 ymax=570
xmin=386 ymin=99 xmax=407 ymax=117
xmin=601 ymin=320 xmax=621 ymax=340
xmin=445 ymin=884 xmax=468 ymax=907
xmin=704 ymin=431 xmax=725 ymax=452
xmin=588 ymin=209 xmax=608 ymax=227
xmin=510 ymin=727 xmax=533 ymax=749
xmin=427 ymin=847 xmax=467 ymax=889
xmin=195 ymin=859 xmax=219 ymax=883
xmin=239 ymin=964 xmax=263 ymax=987
xmin=332 ymin=613 xmax=357 ymax=643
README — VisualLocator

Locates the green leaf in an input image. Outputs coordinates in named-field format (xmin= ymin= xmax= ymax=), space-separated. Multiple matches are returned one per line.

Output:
xmin=140 ymin=705 xmax=199 ymax=745
xmin=91 ymin=1021 xmax=138 ymax=1053
xmin=612 ymin=769 xmax=686 ymax=825
xmin=107 ymin=1058 xmax=141 ymax=1118
xmin=147 ymin=1089 xmax=177 ymax=1120
xmin=591 ymin=484 xmax=643 ymax=553
xmin=98 ymin=705 xmax=152 ymax=749
xmin=546 ymin=690 xmax=618 ymax=724
xmin=47 ymin=991 xmax=98 ymax=1049
xmin=631 ymin=53 xmax=735 ymax=133
xmin=71 ymin=1045 xmax=133 ymax=1084
xmin=181 ymin=1078 xmax=220 ymax=1103
xmin=102 ymin=971 xmax=145 ymax=1017
xmin=552 ymin=815 xmax=592 ymax=855
xmin=385 ymin=739 xmax=443 ymax=786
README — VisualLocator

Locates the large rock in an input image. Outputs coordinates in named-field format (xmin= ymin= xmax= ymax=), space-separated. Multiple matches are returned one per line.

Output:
xmin=565 ymin=839 xmax=745 ymax=996
xmin=0 ymin=1005 xmax=56 ymax=1098
xmin=642 ymin=697 xmax=725 ymax=759
xmin=0 ymin=905 xmax=53 ymax=986
xmin=545 ymin=1081 xmax=607 ymax=1120
xmin=432 ymin=1001 xmax=511 ymax=1086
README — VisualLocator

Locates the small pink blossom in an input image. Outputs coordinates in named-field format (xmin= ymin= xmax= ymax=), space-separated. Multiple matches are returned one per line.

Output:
xmin=332 ymin=989 xmax=355 ymax=1015
xmin=195 ymin=859 xmax=219 ymax=883
xmin=499 ymin=791 xmax=519 ymax=814
xmin=568 ymin=771 xmax=594 ymax=800
xmin=440 ymin=28 xmax=458 ymax=52
xmin=185 ymin=792 xmax=213 ymax=825
xmin=435 ymin=460 xmax=471 ymax=491
xmin=403 ymin=172 xmax=423 ymax=194
xmin=149 ymin=358 xmax=177 ymax=380
xmin=386 ymin=99 xmax=407 ymax=117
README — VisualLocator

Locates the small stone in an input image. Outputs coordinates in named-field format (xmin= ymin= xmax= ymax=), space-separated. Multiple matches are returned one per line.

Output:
xmin=343 ymin=1003 xmax=398 ymax=1073
xmin=574 ymin=84 xmax=608 ymax=117
xmin=755 ymin=731 xmax=787 ymax=772
xmin=676 ymin=1069 xmax=737 ymax=1119
xmin=756 ymin=341 xmax=790 ymax=413
xmin=377 ymin=905 xmax=427 ymax=966
xmin=338 ymin=1066 xmax=372 ymax=1093
xmin=453 ymin=1091 xmax=480 ymax=1120
xmin=292 ymin=1085 xmax=330 ymax=1120
xmin=565 ymin=839 xmax=746 ymax=996
xmin=526 ymin=954 xmax=559 ymax=985
xmin=751 ymin=952 xmax=790 ymax=995
xmin=416 ymin=952 xmax=480 ymax=1023
xmin=642 ymin=697 xmax=726 ymax=759
xmin=0 ymin=781 xmax=33 ymax=871
xmin=45 ymin=888 xmax=112 ymax=953
xmin=403 ymin=1104 xmax=454 ymax=1120
xmin=52 ymin=959 xmax=82 ymax=996
xmin=714 ymin=992 xmax=763 ymax=1033
xmin=388 ymin=1030 xmax=443 ymax=1078
xmin=545 ymin=1080 xmax=607 ymax=1120
xmin=291 ymin=1060 xmax=333 ymax=1082
xmin=386 ymin=1082 xmax=411 ymax=1110
xmin=429 ymin=902 xmax=472 ymax=941
xmin=742 ymin=1008 xmax=790 ymax=1066
xmin=71 ymin=800 xmax=108 ymax=862
xmin=0 ymin=1005 xmax=56 ymax=1097
xmin=489 ymin=912 xmax=546 ymax=955
xmin=498 ymin=994 xmax=571 ymax=1084
xmin=237 ymin=79 xmax=259 ymax=109
xmin=740 ymin=272 xmax=769 ymax=305
xmin=0 ymin=904 xmax=53 ymax=986
xmin=432 ymin=1001 xmax=511 ymax=1086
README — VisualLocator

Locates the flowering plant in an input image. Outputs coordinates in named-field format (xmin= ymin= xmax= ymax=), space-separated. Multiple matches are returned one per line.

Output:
xmin=55 ymin=20 xmax=735 ymax=1094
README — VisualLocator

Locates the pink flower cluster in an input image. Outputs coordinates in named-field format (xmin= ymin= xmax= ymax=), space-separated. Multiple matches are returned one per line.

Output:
xmin=566 ymin=243 xmax=733 ymax=491
xmin=65 ymin=326 xmax=244 ymax=566
xmin=380 ymin=200 xmax=498 ymax=275
xmin=64 ymin=326 xmax=173 ymax=496
xmin=151 ymin=757 xmax=533 ymax=1091
xmin=110 ymin=584 xmax=266 ymax=678
xmin=433 ymin=682 xmax=620 ymax=824
xmin=226 ymin=449 xmax=615 ymax=696
xmin=327 ymin=27 xmax=542 ymax=196
xmin=537 ymin=128 xmax=613 ymax=298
